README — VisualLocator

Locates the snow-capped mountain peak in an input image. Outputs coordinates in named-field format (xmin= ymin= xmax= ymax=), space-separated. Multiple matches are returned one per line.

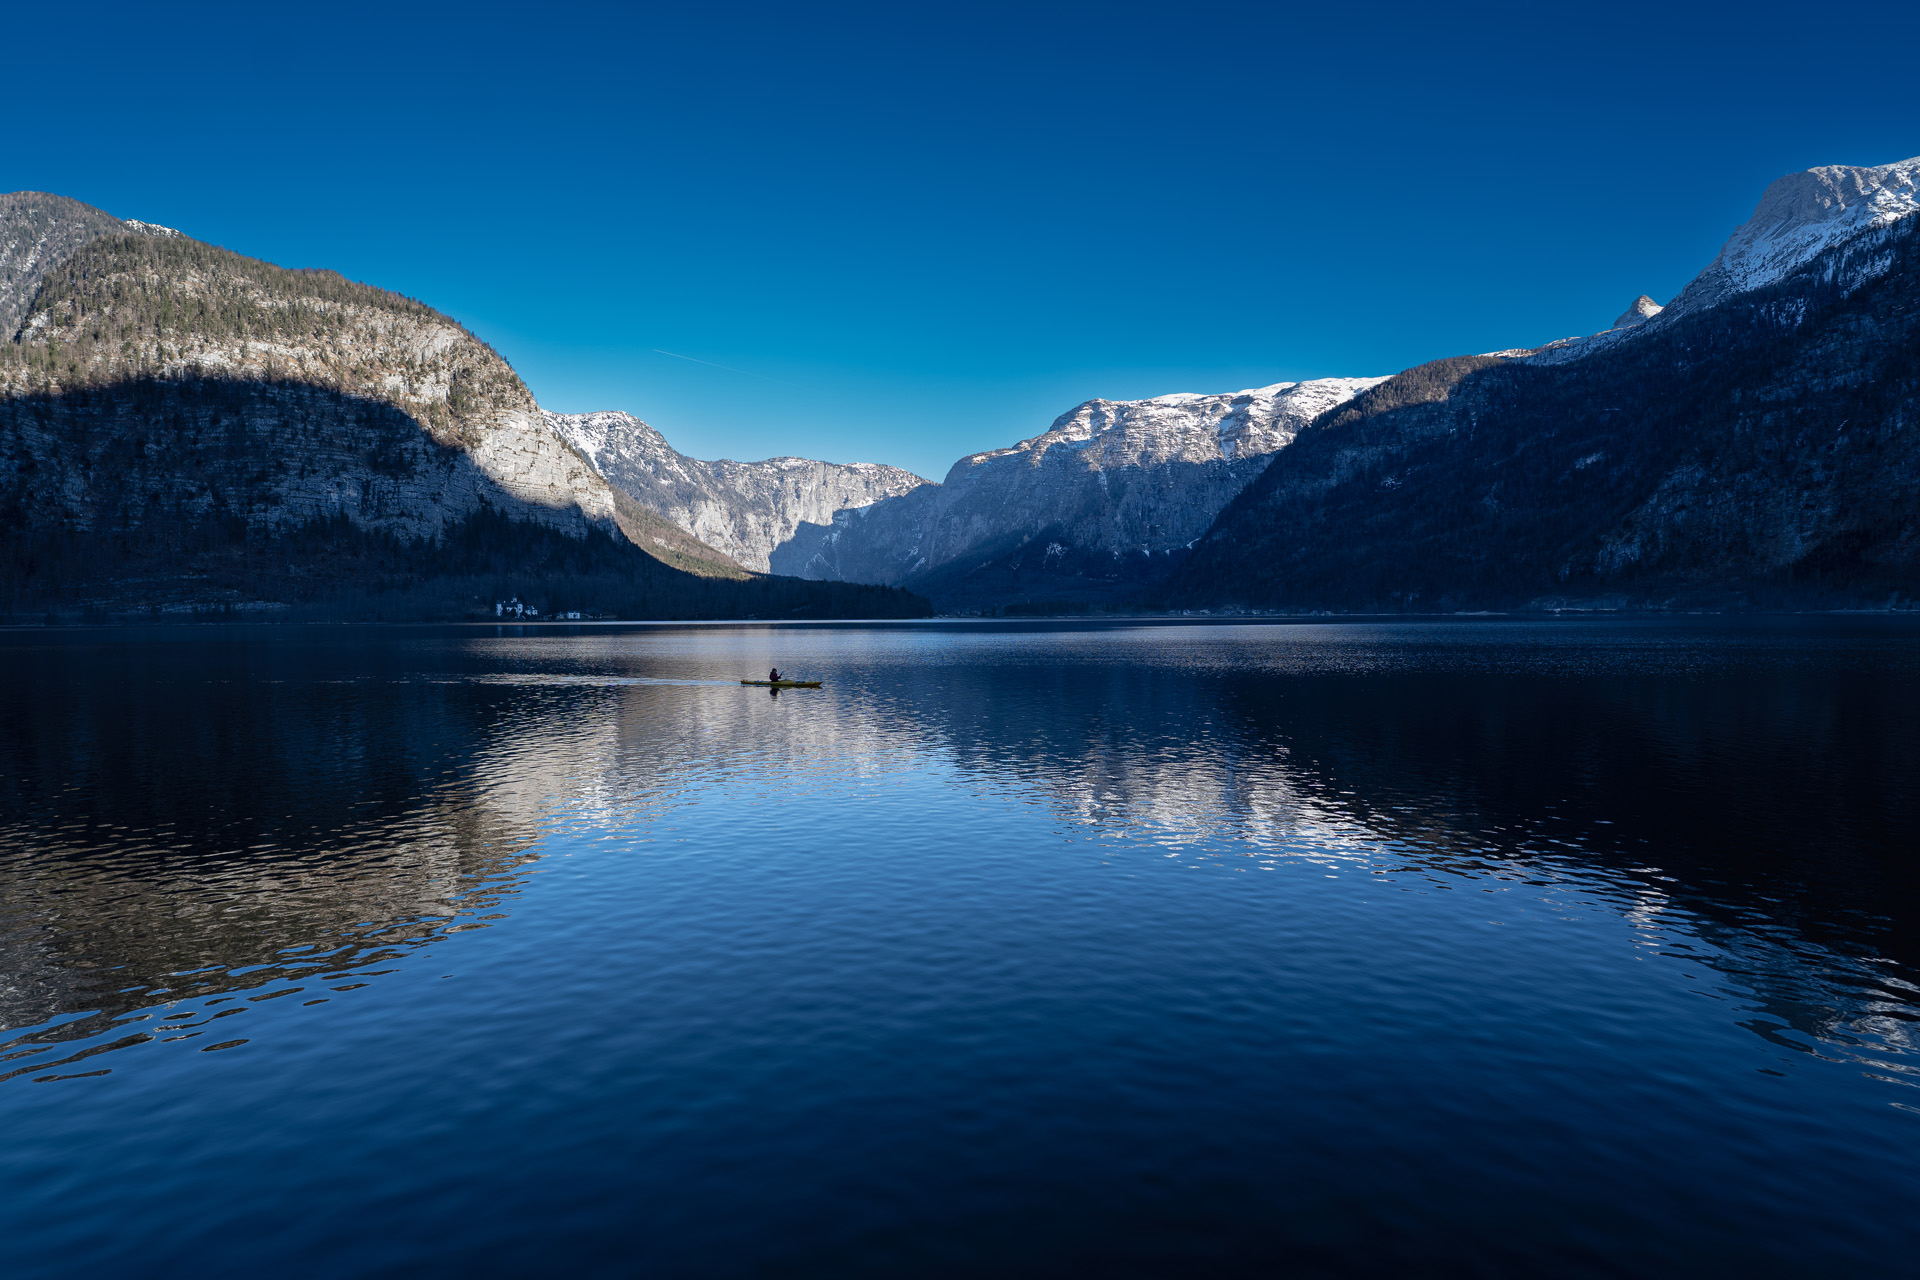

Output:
xmin=992 ymin=377 xmax=1389 ymax=473
xmin=1526 ymin=156 xmax=1920 ymax=366
xmin=769 ymin=374 xmax=1388 ymax=595
xmin=1667 ymin=155 xmax=1920 ymax=317
xmin=1611 ymin=295 xmax=1663 ymax=329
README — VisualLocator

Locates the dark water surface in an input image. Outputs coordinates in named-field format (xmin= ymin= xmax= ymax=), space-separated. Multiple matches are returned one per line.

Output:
xmin=2 ymin=618 xmax=1917 ymax=1276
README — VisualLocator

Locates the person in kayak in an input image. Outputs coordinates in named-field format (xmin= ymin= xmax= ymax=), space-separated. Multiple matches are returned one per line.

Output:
xmin=768 ymin=667 xmax=781 ymax=683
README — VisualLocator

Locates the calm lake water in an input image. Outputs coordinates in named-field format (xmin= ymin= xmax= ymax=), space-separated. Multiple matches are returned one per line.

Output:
xmin=2 ymin=618 xmax=1917 ymax=1276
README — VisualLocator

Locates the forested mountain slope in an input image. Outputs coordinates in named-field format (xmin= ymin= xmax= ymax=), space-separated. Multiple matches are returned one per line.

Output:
xmin=0 ymin=200 xmax=926 ymax=619
xmin=1166 ymin=211 xmax=1920 ymax=610
xmin=0 ymin=192 xmax=157 ymax=339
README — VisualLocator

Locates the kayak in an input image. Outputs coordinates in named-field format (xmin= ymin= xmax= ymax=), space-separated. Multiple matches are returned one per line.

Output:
xmin=740 ymin=679 xmax=823 ymax=688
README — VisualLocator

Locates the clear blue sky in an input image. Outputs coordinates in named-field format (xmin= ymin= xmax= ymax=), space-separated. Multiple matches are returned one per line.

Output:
xmin=11 ymin=1 xmax=1919 ymax=479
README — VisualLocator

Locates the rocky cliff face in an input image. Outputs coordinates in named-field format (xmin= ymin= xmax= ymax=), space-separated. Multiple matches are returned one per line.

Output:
xmin=1666 ymin=155 xmax=1920 ymax=318
xmin=768 ymin=377 xmax=1384 ymax=606
xmin=1168 ymin=157 xmax=1920 ymax=611
xmin=546 ymin=409 xmax=928 ymax=571
xmin=2 ymin=229 xmax=618 ymax=543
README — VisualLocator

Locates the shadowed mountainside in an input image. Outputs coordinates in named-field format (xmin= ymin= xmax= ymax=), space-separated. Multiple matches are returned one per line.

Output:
xmin=1164 ymin=214 xmax=1920 ymax=611
xmin=0 ymin=206 xmax=927 ymax=620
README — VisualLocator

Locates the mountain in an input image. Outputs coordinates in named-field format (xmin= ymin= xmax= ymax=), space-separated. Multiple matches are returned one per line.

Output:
xmin=0 ymin=192 xmax=162 ymax=339
xmin=1527 ymin=156 xmax=1920 ymax=367
xmin=1165 ymin=157 xmax=1920 ymax=611
xmin=1664 ymin=155 xmax=1920 ymax=318
xmin=1611 ymin=295 xmax=1663 ymax=329
xmin=546 ymin=409 xmax=928 ymax=572
xmin=4 ymin=218 xmax=616 ymax=537
xmin=0 ymin=194 xmax=927 ymax=620
xmin=768 ymin=377 xmax=1385 ymax=609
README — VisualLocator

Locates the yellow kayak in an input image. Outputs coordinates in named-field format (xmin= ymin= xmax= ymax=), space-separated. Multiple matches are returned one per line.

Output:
xmin=740 ymin=679 xmax=822 ymax=688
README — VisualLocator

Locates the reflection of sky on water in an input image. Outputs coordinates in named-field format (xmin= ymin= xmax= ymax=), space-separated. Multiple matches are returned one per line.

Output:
xmin=3 ymin=619 xmax=1915 ymax=1098
xmin=0 ymin=617 xmax=1917 ymax=1280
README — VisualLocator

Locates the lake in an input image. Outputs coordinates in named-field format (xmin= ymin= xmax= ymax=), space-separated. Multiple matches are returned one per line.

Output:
xmin=2 ymin=618 xmax=1917 ymax=1276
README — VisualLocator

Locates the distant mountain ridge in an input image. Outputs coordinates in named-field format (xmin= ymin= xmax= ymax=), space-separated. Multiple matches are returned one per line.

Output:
xmin=766 ymin=377 xmax=1385 ymax=607
xmin=545 ymin=409 xmax=928 ymax=572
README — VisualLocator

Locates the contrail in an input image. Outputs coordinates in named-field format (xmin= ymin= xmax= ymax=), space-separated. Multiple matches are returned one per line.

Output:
xmin=651 ymin=348 xmax=770 ymax=380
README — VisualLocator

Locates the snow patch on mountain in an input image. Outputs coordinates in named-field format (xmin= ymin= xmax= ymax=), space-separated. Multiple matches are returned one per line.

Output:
xmin=1014 ymin=378 xmax=1389 ymax=469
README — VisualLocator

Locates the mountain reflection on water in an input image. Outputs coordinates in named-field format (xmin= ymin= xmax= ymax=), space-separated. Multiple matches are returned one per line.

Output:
xmin=1 ymin=619 xmax=1917 ymax=1275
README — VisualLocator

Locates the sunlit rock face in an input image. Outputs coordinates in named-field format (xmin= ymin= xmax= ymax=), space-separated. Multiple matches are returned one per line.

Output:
xmin=769 ymin=377 xmax=1385 ymax=602
xmin=1668 ymin=155 xmax=1920 ymax=316
xmin=1611 ymin=295 xmax=1663 ymax=329
xmin=1 ymin=206 xmax=621 ymax=542
xmin=546 ymin=409 xmax=929 ymax=572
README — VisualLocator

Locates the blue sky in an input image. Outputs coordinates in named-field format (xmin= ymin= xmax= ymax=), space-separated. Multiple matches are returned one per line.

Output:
xmin=12 ymin=1 xmax=1920 ymax=478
